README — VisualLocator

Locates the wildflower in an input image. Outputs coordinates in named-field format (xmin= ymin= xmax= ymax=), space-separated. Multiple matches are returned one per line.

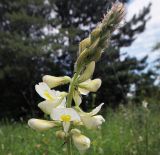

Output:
xmin=43 ymin=75 xmax=71 ymax=88
xmin=73 ymin=78 xmax=101 ymax=106
xmin=27 ymin=2 xmax=125 ymax=154
xmin=28 ymin=119 xmax=56 ymax=131
xmin=75 ymin=2 xmax=125 ymax=72
xmin=142 ymin=100 xmax=148 ymax=108
xmin=78 ymin=79 xmax=101 ymax=94
xmin=50 ymin=108 xmax=80 ymax=132
xmin=73 ymin=60 xmax=101 ymax=106
xmin=35 ymin=82 xmax=67 ymax=114
xmin=71 ymin=129 xmax=90 ymax=154
xmin=79 ymin=103 xmax=105 ymax=129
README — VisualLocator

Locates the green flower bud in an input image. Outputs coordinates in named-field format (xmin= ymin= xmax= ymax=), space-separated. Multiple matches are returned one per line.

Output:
xmin=55 ymin=130 xmax=66 ymax=140
xmin=90 ymin=28 xmax=101 ymax=43
xmin=79 ymin=37 xmax=91 ymax=54
xmin=75 ymin=38 xmax=101 ymax=72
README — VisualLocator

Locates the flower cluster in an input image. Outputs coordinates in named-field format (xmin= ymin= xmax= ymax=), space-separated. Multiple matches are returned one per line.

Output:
xmin=28 ymin=2 xmax=125 ymax=154
xmin=28 ymin=63 xmax=104 ymax=153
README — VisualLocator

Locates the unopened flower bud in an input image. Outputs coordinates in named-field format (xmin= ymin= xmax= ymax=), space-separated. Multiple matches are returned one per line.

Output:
xmin=78 ymin=79 xmax=101 ymax=92
xmin=79 ymin=37 xmax=91 ymax=54
xmin=28 ymin=119 xmax=56 ymax=131
xmin=43 ymin=75 xmax=71 ymax=88
xmin=71 ymin=128 xmax=81 ymax=135
xmin=55 ymin=130 xmax=66 ymax=140
xmin=71 ymin=129 xmax=90 ymax=154
xmin=75 ymin=38 xmax=101 ymax=72
xmin=78 ymin=61 xmax=95 ymax=83
xmin=90 ymin=28 xmax=101 ymax=43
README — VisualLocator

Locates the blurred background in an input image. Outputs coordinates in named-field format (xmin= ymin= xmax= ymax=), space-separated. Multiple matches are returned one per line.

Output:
xmin=0 ymin=0 xmax=159 ymax=120
xmin=0 ymin=0 xmax=160 ymax=154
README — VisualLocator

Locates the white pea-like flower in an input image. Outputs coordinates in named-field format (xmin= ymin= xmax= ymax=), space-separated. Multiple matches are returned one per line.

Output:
xmin=79 ymin=103 xmax=105 ymax=129
xmin=28 ymin=119 xmax=56 ymax=131
xmin=73 ymin=79 xmax=101 ymax=106
xmin=71 ymin=129 xmax=91 ymax=154
xmin=78 ymin=78 xmax=102 ymax=95
xmin=43 ymin=75 xmax=71 ymax=88
xmin=35 ymin=82 xmax=67 ymax=114
xmin=73 ymin=61 xmax=101 ymax=106
xmin=50 ymin=108 xmax=81 ymax=133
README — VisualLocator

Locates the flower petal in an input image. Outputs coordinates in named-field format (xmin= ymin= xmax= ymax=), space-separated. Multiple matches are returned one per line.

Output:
xmin=79 ymin=79 xmax=101 ymax=92
xmin=43 ymin=75 xmax=71 ymax=88
xmin=78 ymin=87 xmax=90 ymax=95
xmin=28 ymin=119 xmax=56 ymax=131
xmin=63 ymin=122 xmax=70 ymax=133
xmin=51 ymin=108 xmax=81 ymax=121
xmin=38 ymin=98 xmax=66 ymax=115
xmin=89 ymin=103 xmax=104 ymax=116
xmin=81 ymin=115 xmax=105 ymax=129
xmin=35 ymin=82 xmax=56 ymax=100
xmin=73 ymin=91 xmax=82 ymax=106
xmin=57 ymin=98 xmax=67 ymax=108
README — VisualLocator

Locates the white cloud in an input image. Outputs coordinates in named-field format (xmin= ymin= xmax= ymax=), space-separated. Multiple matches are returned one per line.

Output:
xmin=121 ymin=0 xmax=160 ymax=64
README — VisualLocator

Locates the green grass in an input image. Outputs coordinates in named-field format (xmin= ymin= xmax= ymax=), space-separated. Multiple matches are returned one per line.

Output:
xmin=0 ymin=104 xmax=160 ymax=155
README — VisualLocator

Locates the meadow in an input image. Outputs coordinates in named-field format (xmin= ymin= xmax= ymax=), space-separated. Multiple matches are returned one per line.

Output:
xmin=0 ymin=103 xmax=160 ymax=155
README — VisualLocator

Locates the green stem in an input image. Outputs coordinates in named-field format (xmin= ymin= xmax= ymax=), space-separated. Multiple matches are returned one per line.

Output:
xmin=66 ymin=71 xmax=80 ymax=155
xmin=67 ymin=136 xmax=73 ymax=155
xmin=67 ymin=72 xmax=79 ymax=108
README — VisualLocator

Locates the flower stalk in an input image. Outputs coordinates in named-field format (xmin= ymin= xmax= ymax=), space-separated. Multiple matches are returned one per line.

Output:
xmin=67 ymin=137 xmax=73 ymax=155
xmin=27 ymin=2 xmax=125 ymax=155
xmin=67 ymin=72 xmax=79 ymax=108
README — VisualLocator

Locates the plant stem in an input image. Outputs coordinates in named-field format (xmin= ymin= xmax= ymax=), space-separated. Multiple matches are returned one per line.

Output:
xmin=67 ymin=72 xmax=79 ymax=108
xmin=66 ymin=71 xmax=80 ymax=155
xmin=67 ymin=137 xmax=73 ymax=155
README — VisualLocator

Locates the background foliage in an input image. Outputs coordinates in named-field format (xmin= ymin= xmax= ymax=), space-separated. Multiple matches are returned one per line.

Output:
xmin=1 ymin=104 xmax=160 ymax=155
xmin=0 ymin=0 xmax=159 ymax=119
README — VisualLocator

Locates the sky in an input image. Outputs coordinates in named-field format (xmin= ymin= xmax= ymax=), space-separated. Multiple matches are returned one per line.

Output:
xmin=121 ymin=0 xmax=160 ymax=64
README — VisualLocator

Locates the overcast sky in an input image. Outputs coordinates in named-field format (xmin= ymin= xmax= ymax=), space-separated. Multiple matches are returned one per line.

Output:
xmin=121 ymin=0 xmax=160 ymax=64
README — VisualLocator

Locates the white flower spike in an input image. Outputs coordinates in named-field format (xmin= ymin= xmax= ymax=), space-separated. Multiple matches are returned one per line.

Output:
xmin=28 ymin=3 xmax=125 ymax=153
